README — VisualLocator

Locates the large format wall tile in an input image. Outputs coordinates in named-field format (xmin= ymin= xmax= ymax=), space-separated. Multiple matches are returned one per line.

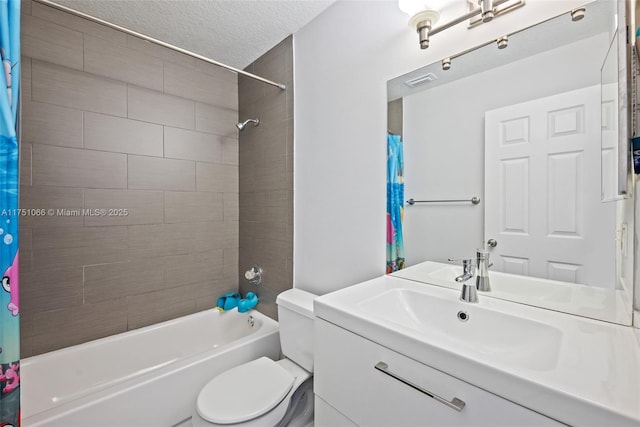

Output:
xmin=128 ymin=155 xmax=196 ymax=191
xmin=20 ymin=268 xmax=84 ymax=316
xmin=195 ymin=59 xmax=238 ymax=85
xmin=32 ymin=2 xmax=128 ymax=45
xmin=84 ymin=189 xmax=164 ymax=226
xmin=32 ymin=144 xmax=127 ymax=189
xmin=32 ymin=61 xmax=127 ymax=117
xmin=84 ymin=112 xmax=163 ymax=156
xmin=128 ymin=223 xmax=196 ymax=259
xmin=223 ymin=248 xmax=239 ymax=279
xmin=32 ymin=226 xmax=129 ymax=270
xmin=196 ymin=162 xmax=238 ymax=193
xmin=84 ymin=35 xmax=164 ymax=92
xmin=163 ymin=250 xmax=225 ymax=288
xmin=126 ymin=286 xmax=196 ymax=330
xmin=126 ymin=35 xmax=196 ymax=68
xmin=20 ymin=185 xmax=84 ymax=228
xmin=128 ymin=85 xmax=195 ymax=129
xmin=164 ymin=191 xmax=223 ymax=223
xmin=20 ymin=143 xmax=32 ymax=186
xmin=223 ymin=192 xmax=239 ymax=221
xmin=164 ymin=62 xmax=235 ymax=108
xmin=84 ymin=259 xmax=165 ymax=303
xmin=195 ymin=102 xmax=239 ymax=137
xmin=164 ymin=127 xmax=224 ymax=164
xmin=239 ymin=36 xmax=294 ymax=320
xmin=20 ymin=5 xmax=241 ymax=357
xmin=30 ymin=299 xmax=128 ymax=354
xmin=22 ymin=14 xmax=83 ymax=71
xmin=21 ymin=56 xmax=32 ymax=101
xmin=195 ymin=221 xmax=238 ymax=253
xmin=22 ymin=101 xmax=83 ymax=148
xmin=223 ymin=137 xmax=239 ymax=165
xmin=21 ymin=0 xmax=32 ymax=17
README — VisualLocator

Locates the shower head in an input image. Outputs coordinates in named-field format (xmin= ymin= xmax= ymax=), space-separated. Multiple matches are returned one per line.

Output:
xmin=236 ymin=118 xmax=260 ymax=131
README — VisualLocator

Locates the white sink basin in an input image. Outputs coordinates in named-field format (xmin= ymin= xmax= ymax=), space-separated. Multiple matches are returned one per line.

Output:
xmin=359 ymin=288 xmax=562 ymax=371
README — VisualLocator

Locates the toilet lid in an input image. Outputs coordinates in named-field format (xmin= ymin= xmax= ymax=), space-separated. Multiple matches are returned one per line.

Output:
xmin=197 ymin=357 xmax=295 ymax=424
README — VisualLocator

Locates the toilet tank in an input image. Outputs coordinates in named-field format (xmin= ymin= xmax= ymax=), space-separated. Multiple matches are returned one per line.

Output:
xmin=276 ymin=289 xmax=316 ymax=372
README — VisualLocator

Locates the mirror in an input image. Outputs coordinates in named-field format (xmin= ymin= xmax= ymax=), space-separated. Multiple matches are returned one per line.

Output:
xmin=387 ymin=0 xmax=634 ymax=325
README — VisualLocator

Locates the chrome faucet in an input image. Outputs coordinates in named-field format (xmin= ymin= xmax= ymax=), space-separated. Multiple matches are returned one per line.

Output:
xmin=475 ymin=249 xmax=491 ymax=292
xmin=448 ymin=258 xmax=473 ymax=282
xmin=448 ymin=258 xmax=478 ymax=303
xmin=458 ymin=276 xmax=479 ymax=303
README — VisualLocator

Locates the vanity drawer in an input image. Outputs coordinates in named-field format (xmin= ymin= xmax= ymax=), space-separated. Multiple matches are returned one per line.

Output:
xmin=314 ymin=319 xmax=563 ymax=426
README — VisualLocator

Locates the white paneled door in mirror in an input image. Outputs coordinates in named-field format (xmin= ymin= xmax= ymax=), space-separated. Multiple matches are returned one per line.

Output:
xmin=485 ymin=86 xmax=615 ymax=288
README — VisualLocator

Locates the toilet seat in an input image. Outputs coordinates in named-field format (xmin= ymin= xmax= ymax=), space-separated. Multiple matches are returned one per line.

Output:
xmin=197 ymin=357 xmax=295 ymax=424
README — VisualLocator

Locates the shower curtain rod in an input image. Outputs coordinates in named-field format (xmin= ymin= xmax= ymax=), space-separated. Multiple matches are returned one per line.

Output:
xmin=32 ymin=0 xmax=287 ymax=91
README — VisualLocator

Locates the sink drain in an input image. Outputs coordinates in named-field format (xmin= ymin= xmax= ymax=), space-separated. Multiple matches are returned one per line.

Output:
xmin=457 ymin=311 xmax=469 ymax=322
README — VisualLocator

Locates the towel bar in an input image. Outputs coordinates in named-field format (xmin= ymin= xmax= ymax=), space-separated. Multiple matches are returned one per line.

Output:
xmin=406 ymin=197 xmax=480 ymax=205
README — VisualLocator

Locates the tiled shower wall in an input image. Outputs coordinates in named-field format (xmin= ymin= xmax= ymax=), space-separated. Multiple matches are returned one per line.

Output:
xmin=387 ymin=99 xmax=403 ymax=138
xmin=20 ymin=2 xmax=240 ymax=356
xmin=238 ymin=37 xmax=294 ymax=319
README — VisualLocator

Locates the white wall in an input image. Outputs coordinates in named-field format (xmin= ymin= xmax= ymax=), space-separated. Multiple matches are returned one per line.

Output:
xmin=402 ymin=33 xmax=609 ymax=267
xmin=293 ymin=0 xmax=596 ymax=295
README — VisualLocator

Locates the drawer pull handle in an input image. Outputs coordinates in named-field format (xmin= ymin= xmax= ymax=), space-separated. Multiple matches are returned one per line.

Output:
xmin=374 ymin=361 xmax=466 ymax=412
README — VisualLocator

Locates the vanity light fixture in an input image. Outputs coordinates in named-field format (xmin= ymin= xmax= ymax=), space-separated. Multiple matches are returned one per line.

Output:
xmin=496 ymin=36 xmax=508 ymax=49
xmin=467 ymin=0 xmax=525 ymax=28
xmin=478 ymin=0 xmax=494 ymax=22
xmin=400 ymin=0 xmax=525 ymax=50
xmin=570 ymin=7 xmax=586 ymax=22
xmin=398 ymin=1 xmax=452 ymax=50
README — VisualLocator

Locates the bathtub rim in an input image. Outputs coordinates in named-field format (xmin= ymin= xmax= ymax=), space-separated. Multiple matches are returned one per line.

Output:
xmin=22 ymin=308 xmax=277 ymax=366
xmin=22 ymin=308 xmax=280 ymax=421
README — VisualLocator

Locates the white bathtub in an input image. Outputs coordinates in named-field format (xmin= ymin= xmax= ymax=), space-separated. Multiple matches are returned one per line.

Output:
xmin=21 ymin=309 xmax=280 ymax=427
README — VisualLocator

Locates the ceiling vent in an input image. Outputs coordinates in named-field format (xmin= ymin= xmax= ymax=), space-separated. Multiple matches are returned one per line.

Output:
xmin=404 ymin=72 xmax=438 ymax=88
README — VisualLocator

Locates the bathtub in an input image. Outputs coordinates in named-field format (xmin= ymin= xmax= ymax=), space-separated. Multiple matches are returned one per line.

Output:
xmin=21 ymin=309 xmax=280 ymax=427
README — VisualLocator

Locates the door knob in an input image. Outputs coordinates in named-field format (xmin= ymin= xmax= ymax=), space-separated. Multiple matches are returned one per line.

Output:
xmin=487 ymin=239 xmax=497 ymax=248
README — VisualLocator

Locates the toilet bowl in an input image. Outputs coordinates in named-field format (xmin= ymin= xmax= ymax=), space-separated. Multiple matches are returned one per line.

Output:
xmin=192 ymin=289 xmax=316 ymax=427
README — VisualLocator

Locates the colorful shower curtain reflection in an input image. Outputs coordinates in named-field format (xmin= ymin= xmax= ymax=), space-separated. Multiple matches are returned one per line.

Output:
xmin=0 ymin=0 xmax=21 ymax=425
xmin=386 ymin=133 xmax=405 ymax=274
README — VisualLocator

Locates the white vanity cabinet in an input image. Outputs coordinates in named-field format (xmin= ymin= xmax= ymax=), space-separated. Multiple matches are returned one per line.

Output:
xmin=314 ymin=319 xmax=562 ymax=427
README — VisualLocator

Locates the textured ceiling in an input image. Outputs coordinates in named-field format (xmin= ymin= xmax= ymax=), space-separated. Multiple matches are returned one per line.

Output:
xmin=52 ymin=0 xmax=336 ymax=69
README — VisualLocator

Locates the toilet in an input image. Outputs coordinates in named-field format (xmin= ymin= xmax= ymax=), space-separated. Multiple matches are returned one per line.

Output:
xmin=192 ymin=289 xmax=316 ymax=427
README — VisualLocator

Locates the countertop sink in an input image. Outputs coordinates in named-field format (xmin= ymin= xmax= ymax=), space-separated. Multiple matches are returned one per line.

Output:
xmin=314 ymin=275 xmax=640 ymax=426
xmin=359 ymin=288 xmax=562 ymax=371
